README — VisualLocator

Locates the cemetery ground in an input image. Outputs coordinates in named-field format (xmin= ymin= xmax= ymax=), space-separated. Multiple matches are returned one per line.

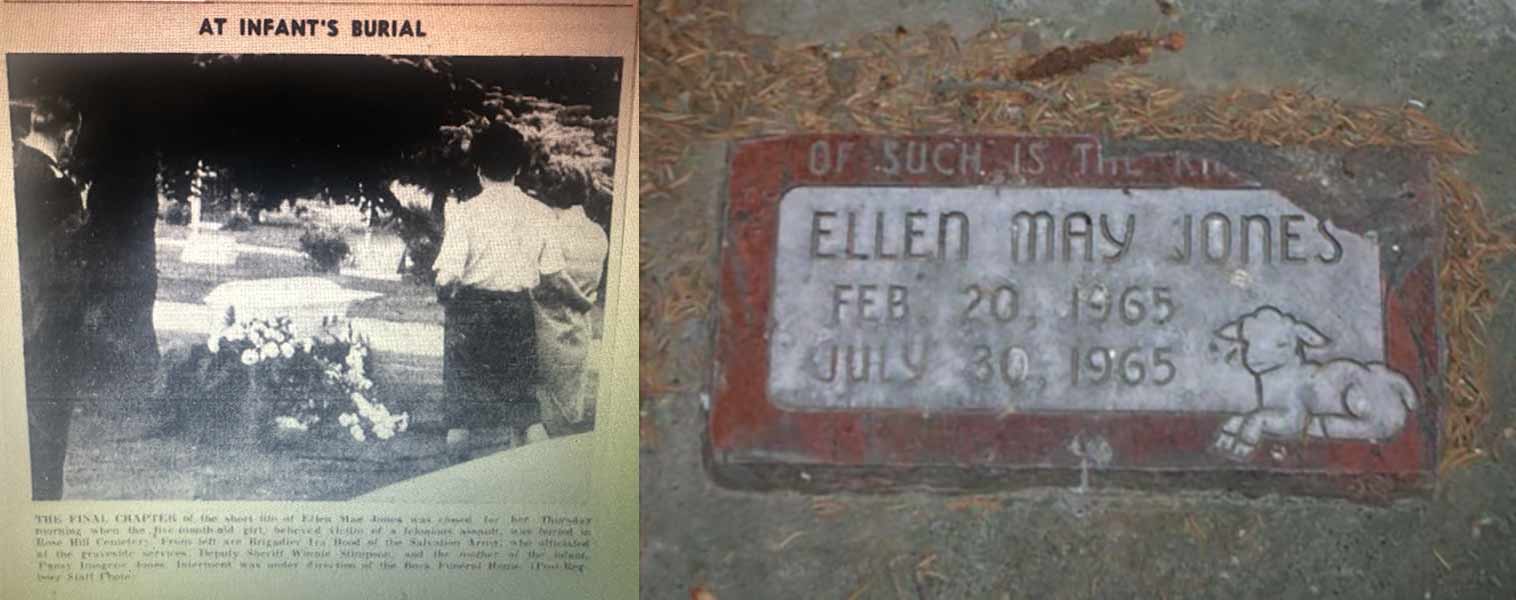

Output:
xmin=640 ymin=1 xmax=1516 ymax=598
xmin=59 ymin=206 xmax=595 ymax=501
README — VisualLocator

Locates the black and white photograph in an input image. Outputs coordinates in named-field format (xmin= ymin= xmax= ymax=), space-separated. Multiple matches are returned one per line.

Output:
xmin=10 ymin=53 xmax=624 ymax=501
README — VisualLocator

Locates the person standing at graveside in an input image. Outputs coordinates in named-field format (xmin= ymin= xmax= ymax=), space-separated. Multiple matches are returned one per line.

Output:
xmin=434 ymin=124 xmax=567 ymax=459
xmin=529 ymin=177 xmax=609 ymax=440
xmin=12 ymin=98 xmax=87 ymax=500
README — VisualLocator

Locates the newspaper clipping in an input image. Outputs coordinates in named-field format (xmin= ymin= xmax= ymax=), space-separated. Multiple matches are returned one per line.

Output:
xmin=1 ymin=3 xmax=639 ymax=598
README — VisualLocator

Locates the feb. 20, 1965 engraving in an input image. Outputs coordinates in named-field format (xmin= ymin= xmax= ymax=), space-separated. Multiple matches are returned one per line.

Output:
xmin=10 ymin=53 xmax=622 ymax=501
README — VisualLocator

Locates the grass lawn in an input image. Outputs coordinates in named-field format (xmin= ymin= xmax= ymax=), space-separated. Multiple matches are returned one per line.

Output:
xmin=62 ymin=396 xmax=472 ymax=501
xmin=157 ymin=219 xmax=317 ymax=250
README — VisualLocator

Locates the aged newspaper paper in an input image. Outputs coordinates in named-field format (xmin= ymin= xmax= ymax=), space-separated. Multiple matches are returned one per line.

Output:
xmin=1 ymin=2 xmax=638 ymax=598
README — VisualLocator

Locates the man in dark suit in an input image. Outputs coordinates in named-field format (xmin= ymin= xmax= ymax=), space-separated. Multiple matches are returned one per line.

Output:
xmin=13 ymin=98 xmax=87 ymax=500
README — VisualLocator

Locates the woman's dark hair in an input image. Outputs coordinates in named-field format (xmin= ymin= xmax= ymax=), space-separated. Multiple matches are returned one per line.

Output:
xmin=469 ymin=124 xmax=529 ymax=182
xmin=517 ymin=143 xmax=582 ymax=209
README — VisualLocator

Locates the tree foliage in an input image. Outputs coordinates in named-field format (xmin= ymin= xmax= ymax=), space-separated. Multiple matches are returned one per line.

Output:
xmin=11 ymin=53 xmax=622 ymax=220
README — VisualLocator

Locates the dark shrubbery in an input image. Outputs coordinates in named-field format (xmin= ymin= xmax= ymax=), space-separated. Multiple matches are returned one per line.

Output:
xmin=389 ymin=204 xmax=442 ymax=285
xmin=161 ymin=202 xmax=191 ymax=226
xmin=299 ymin=227 xmax=351 ymax=273
xmin=221 ymin=211 xmax=255 ymax=231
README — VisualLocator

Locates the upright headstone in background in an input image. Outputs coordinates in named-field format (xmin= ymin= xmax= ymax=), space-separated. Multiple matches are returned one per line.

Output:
xmin=180 ymin=161 xmax=238 ymax=265
xmin=188 ymin=161 xmax=206 ymax=230
xmin=710 ymin=135 xmax=1441 ymax=497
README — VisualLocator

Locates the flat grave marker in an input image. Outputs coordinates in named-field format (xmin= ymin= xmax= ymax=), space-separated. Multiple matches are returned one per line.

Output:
xmin=710 ymin=135 xmax=1441 ymax=497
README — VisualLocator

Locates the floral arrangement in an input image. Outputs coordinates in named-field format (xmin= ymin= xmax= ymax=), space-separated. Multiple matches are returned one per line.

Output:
xmin=205 ymin=314 xmax=408 ymax=442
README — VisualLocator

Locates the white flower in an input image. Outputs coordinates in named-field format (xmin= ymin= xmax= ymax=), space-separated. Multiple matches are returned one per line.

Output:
xmin=240 ymin=349 xmax=259 ymax=365
xmin=279 ymin=342 xmax=295 ymax=358
xmin=274 ymin=416 xmax=308 ymax=431
xmin=395 ymin=413 xmax=409 ymax=433
xmin=349 ymin=425 xmax=366 ymax=442
xmin=300 ymin=338 xmax=315 ymax=353
xmin=338 ymin=412 xmax=358 ymax=427
xmin=260 ymin=342 xmax=279 ymax=359
xmin=350 ymin=392 xmax=374 ymax=415
xmin=208 ymin=336 xmax=221 ymax=353
xmin=248 ymin=331 xmax=265 ymax=346
xmin=373 ymin=424 xmax=394 ymax=440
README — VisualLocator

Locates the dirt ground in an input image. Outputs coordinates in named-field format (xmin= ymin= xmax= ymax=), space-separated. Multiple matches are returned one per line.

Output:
xmin=640 ymin=1 xmax=1516 ymax=598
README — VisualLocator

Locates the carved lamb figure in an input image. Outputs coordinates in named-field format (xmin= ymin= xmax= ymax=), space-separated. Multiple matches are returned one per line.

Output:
xmin=1211 ymin=306 xmax=1417 ymax=460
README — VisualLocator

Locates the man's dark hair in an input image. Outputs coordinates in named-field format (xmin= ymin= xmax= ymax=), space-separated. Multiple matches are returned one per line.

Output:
xmin=28 ymin=97 xmax=78 ymax=138
xmin=469 ymin=124 xmax=529 ymax=182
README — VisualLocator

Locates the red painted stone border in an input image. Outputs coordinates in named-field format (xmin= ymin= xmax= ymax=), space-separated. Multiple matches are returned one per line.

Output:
xmin=710 ymin=134 xmax=1440 ymax=498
